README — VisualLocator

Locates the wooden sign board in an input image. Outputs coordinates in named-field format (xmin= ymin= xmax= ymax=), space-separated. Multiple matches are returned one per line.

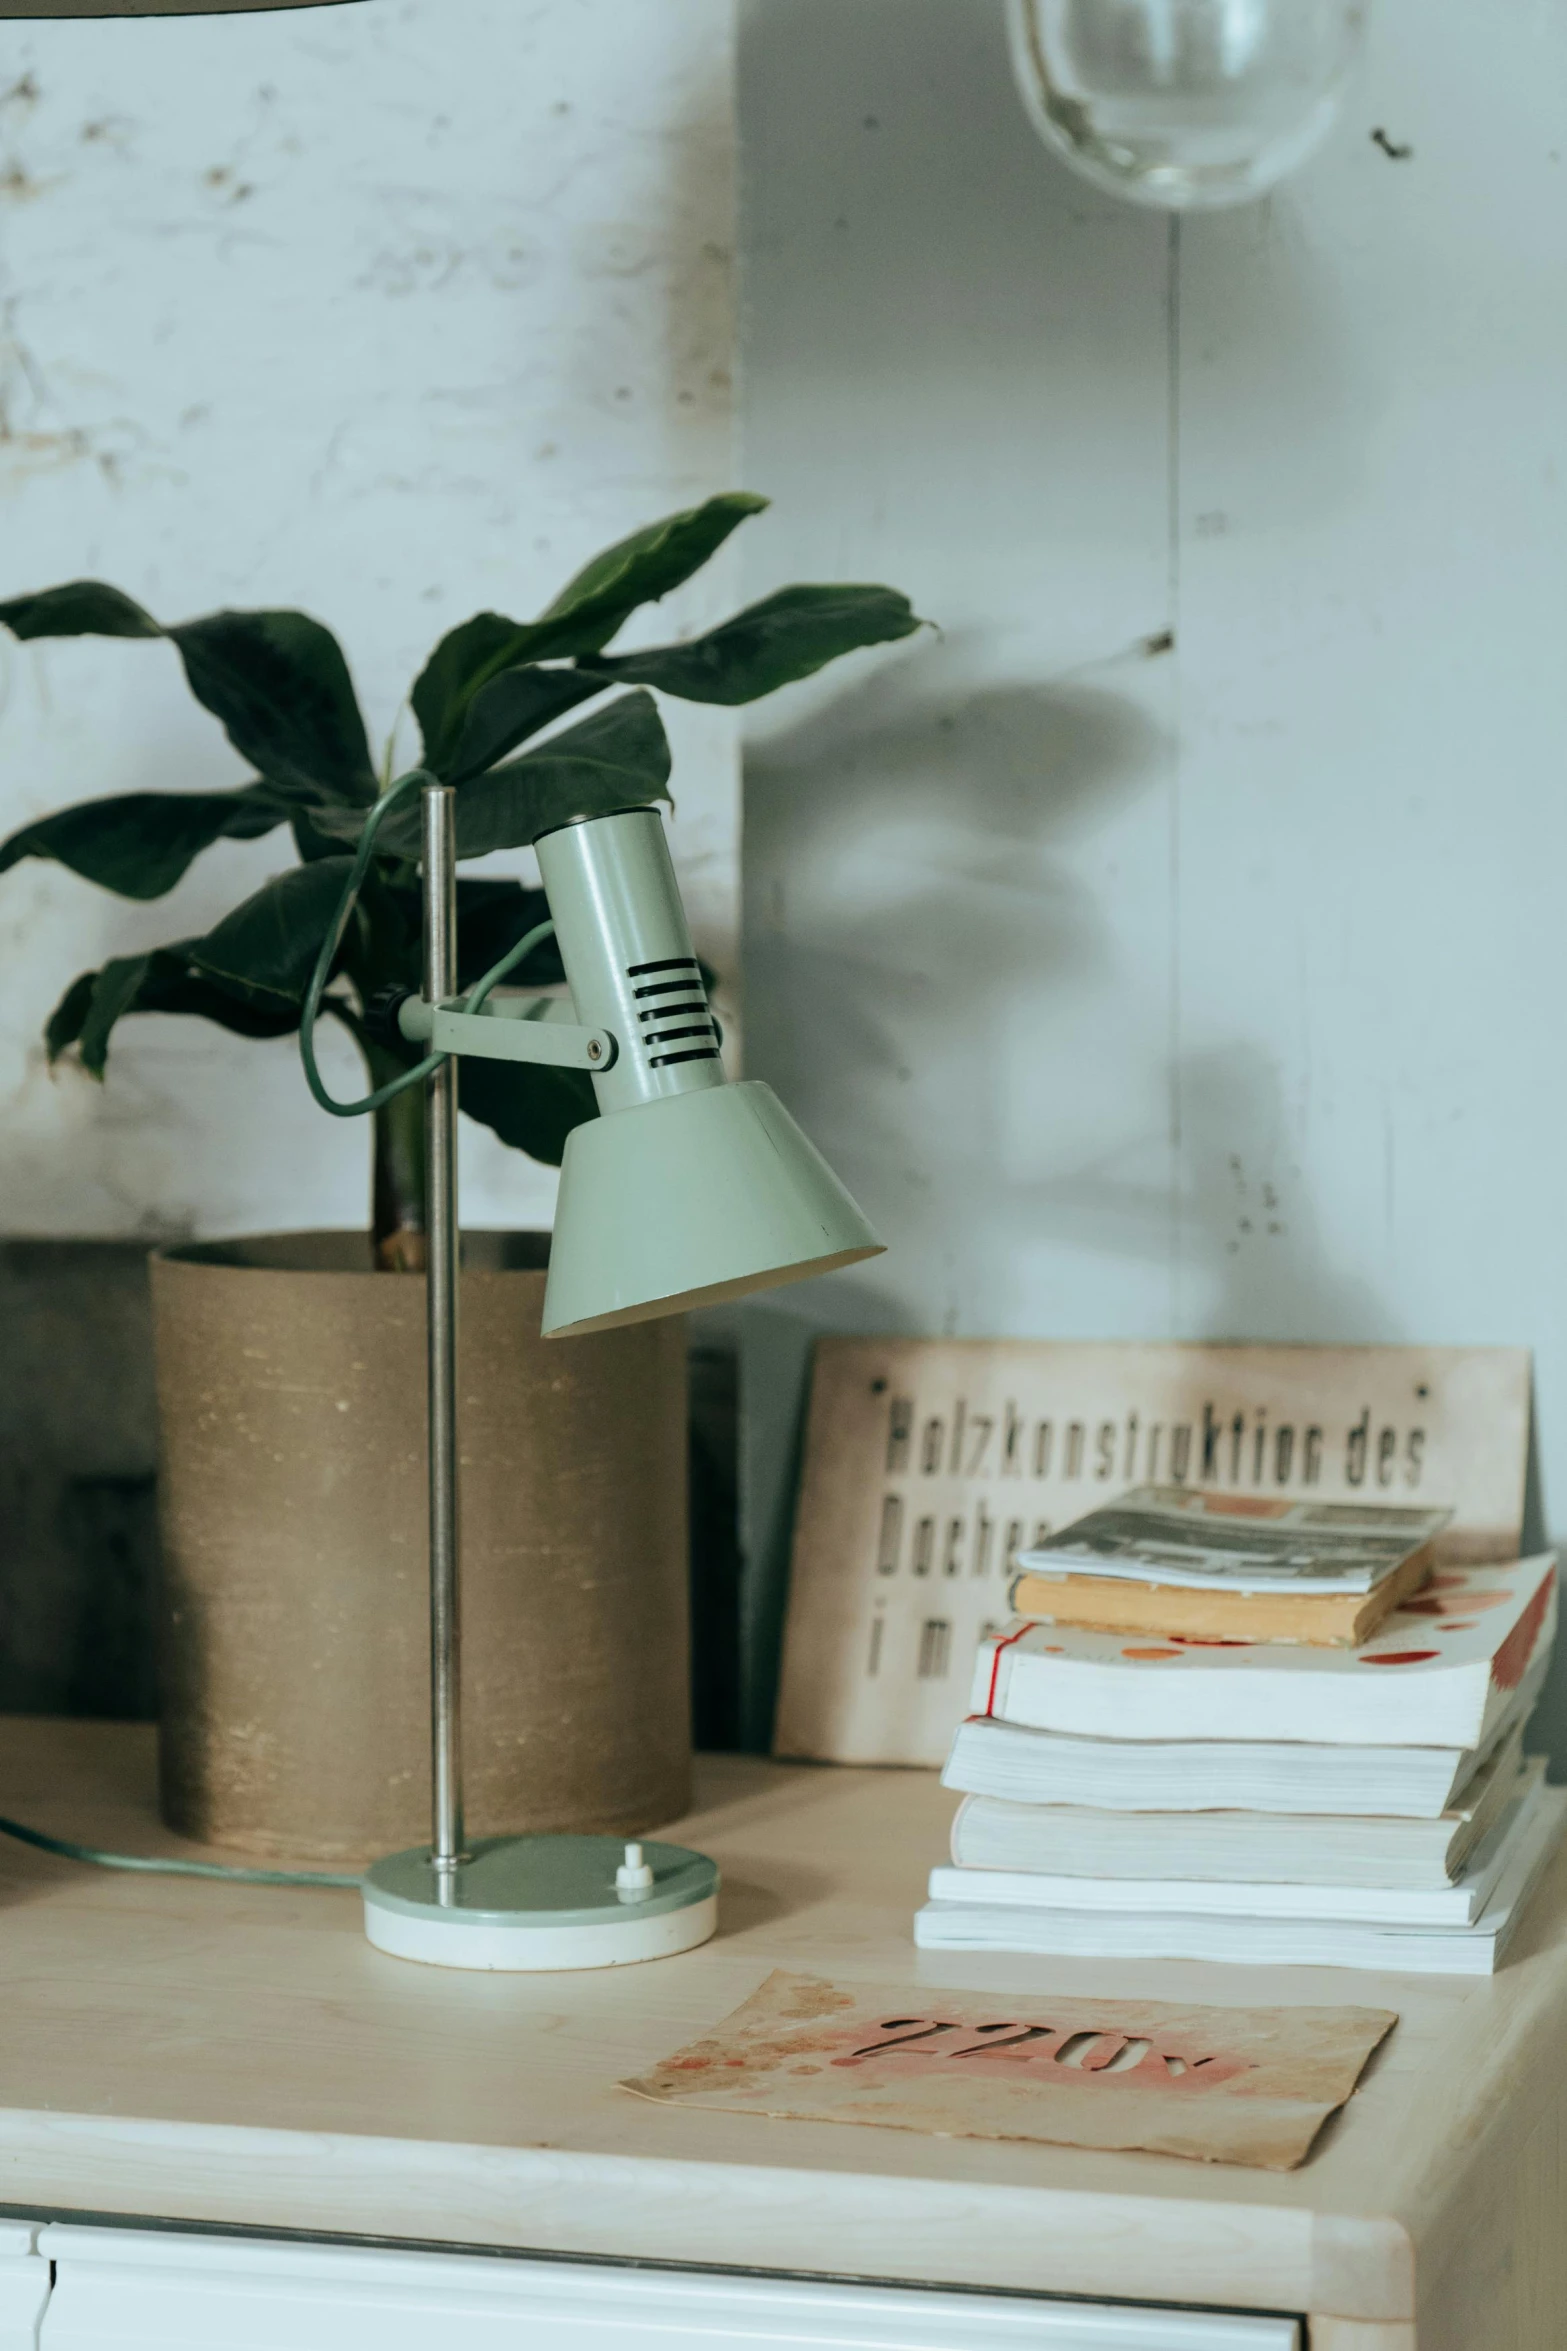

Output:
xmin=773 ymin=1340 xmax=1531 ymax=1767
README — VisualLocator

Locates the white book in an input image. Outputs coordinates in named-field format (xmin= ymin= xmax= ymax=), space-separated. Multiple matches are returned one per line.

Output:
xmin=914 ymin=1787 xmax=1567 ymax=1977
xmin=948 ymin=1727 xmax=1525 ymax=1888
xmin=940 ymin=1653 xmax=1548 ymax=1819
xmin=974 ymin=1554 xmax=1556 ymax=1748
xmin=930 ymin=1762 xmax=1547 ymax=1927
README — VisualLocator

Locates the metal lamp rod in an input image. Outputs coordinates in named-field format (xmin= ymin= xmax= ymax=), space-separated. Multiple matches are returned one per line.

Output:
xmin=421 ymin=781 xmax=464 ymax=1887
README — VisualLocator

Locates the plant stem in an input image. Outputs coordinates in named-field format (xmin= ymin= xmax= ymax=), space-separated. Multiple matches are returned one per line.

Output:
xmin=369 ymin=1049 xmax=427 ymax=1272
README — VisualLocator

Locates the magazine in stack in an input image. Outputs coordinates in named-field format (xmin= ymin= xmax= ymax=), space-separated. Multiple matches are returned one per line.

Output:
xmin=915 ymin=1491 xmax=1564 ymax=1976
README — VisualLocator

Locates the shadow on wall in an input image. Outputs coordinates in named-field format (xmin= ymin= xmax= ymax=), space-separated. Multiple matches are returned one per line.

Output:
xmin=745 ymin=632 xmax=1172 ymax=1238
xmin=1036 ymin=1038 xmax=1407 ymax=1349
xmin=747 ymin=629 xmax=1398 ymax=1325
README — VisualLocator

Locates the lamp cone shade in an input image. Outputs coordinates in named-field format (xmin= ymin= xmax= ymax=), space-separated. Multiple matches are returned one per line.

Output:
xmin=541 ymin=1080 xmax=884 ymax=1339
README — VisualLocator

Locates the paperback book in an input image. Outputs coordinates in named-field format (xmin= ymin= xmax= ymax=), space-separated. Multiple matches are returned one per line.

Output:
xmin=1011 ymin=1486 xmax=1451 ymax=1646
xmin=941 ymin=1650 xmax=1548 ymax=1819
xmin=931 ymin=1760 xmax=1546 ymax=1927
xmin=974 ymin=1554 xmax=1557 ymax=1749
xmin=914 ymin=1788 xmax=1567 ymax=1978
xmin=947 ymin=1728 xmax=1525 ymax=1889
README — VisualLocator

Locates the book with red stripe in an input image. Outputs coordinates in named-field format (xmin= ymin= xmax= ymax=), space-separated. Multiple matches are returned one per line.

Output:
xmin=972 ymin=1555 xmax=1556 ymax=1749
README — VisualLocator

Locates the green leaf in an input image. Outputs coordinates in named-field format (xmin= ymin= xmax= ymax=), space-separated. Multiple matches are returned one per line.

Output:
xmin=49 ymin=948 xmax=304 ymax=1076
xmin=0 ymin=783 xmax=287 ymax=901
xmin=411 ymin=614 xmax=525 ymax=776
xmin=0 ymin=585 xmax=377 ymax=810
xmin=290 ymin=807 xmax=352 ymax=865
xmin=411 ymin=494 xmax=767 ymax=772
xmin=166 ymin=612 xmax=378 ymax=807
xmin=0 ymin=580 xmax=161 ymax=641
xmin=538 ymin=492 xmax=769 ymax=646
xmin=452 ymin=690 xmax=671 ymax=860
xmin=455 ymin=879 xmax=564 ymax=988
xmin=74 ymin=954 xmax=158 ymax=1078
xmin=138 ymin=960 xmax=304 ymax=1041
xmin=457 ymin=1057 xmax=597 ymax=1167
xmin=577 ymin=583 xmax=925 ymax=705
xmin=184 ymin=858 xmax=357 ymax=1008
xmin=366 ymin=691 xmax=672 ymax=860
xmin=45 ymin=970 xmax=100 ymax=1061
xmin=447 ymin=666 xmax=609 ymax=785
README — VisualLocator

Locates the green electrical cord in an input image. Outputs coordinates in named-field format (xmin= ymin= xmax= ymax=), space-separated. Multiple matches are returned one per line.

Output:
xmin=299 ymin=767 xmax=439 ymax=1119
xmin=298 ymin=766 xmax=558 ymax=1120
xmin=0 ymin=1815 xmax=360 ymax=1889
xmin=461 ymin=916 xmax=559 ymax=1017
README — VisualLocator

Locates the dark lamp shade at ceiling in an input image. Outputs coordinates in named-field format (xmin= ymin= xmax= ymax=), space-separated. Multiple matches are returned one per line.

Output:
xmin=1 ymin=2 xmax=360 ymax=14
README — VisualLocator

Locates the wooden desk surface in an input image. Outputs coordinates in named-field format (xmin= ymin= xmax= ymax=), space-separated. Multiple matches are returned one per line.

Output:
xmin=0 ymin=1720 xmax=1563 ymax=2342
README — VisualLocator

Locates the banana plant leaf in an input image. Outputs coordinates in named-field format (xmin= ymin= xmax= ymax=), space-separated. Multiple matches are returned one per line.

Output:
xmin=451 ymin=689 xmax=671 ymax=859
xmin=0 ymin=584 xmax=378 ymax=807
xmin=537 ymin=491 xmax=770 ymax=647
xmin=182 ymin=859 xmax=359 ymax=1009
xmin=0 ymin=783 xmax=288 ymax=900
xmin=455 ymin=1056 xmax=597 ymax=1167
xmin=47 ymin=948 xmax=304 ymax=1077
xmin=322 ymin=689 xmax=673 ymax=862
xmin=445 ymin=666 xmax=609 ymax=787
xmin=576 ymin=583 xmax=923 ymax=705
xmin=411 ymin=492 xmax=767 ymax=774
xmin=0 ymin=582 xmax=159 ymax=642
xmin=172 ymin=611 xmax=378 ymax=805
xmin=50 ymin=904 xmax=597 ymax=1164
xmin=454 ymin=879 xmax=565 ymax=988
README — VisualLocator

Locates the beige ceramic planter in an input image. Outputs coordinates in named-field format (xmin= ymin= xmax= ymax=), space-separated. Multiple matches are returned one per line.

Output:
xmin=150 ymin=1231 xmax=689 ymax=1862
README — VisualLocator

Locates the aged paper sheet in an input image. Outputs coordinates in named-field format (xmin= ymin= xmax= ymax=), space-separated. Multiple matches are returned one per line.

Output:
xmin=622 ymin=1969 xmax=1397 ymax=2171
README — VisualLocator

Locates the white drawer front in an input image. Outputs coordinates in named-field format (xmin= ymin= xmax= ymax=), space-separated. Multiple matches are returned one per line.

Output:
xmin=37 ymin=2226 xmax=1298 ymax=2351
xmin=0 ymin=2226 xmax=48 ymax=2351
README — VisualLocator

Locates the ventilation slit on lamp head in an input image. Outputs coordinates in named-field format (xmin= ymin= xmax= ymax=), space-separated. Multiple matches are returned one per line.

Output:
xmin=296 ymin=774 xmax=883 ymax=1969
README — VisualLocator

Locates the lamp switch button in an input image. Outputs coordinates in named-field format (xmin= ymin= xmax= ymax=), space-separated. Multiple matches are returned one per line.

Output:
xmin=615 ymin=1841 xmax=655 ymax=1900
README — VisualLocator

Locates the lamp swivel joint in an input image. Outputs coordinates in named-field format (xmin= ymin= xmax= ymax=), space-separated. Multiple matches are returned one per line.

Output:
xmin=397 ymin=992 xmax=616 ymax=1074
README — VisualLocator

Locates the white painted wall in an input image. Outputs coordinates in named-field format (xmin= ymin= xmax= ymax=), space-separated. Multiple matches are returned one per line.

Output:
xmin=0 ymin=0 xmax=735 ymax=1241
xmin=738 ymin=0 xmax=1567 ymax=1747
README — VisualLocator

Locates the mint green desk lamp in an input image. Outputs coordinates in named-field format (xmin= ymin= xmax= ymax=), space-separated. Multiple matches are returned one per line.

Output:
xmin=301 ymin=778 xmax=882 ymax=1967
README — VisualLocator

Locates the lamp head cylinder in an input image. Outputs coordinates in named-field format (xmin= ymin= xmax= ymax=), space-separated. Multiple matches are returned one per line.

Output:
xmin=535 ymin=807 xmax=722 ymax=1116
xmin=534 ymin=807 xmax=884 ymax=1339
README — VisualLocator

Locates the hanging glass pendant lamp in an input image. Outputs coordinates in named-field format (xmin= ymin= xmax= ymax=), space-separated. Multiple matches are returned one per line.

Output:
xmin=1007 ymin=0 xmax=1371 ymax=210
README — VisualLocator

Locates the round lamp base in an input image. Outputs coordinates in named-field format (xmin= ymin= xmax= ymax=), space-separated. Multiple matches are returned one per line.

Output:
xmin=361 ymin=1833 xmax=718 ymax=1972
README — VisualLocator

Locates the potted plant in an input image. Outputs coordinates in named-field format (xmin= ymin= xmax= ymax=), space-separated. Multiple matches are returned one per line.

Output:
xmin=1 ymin=493 xmax=918 ymax=1858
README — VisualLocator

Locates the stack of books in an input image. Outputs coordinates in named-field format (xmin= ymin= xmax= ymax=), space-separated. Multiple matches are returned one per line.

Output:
xmin=915 ymin=1488 xmax=1564 ymax=1974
